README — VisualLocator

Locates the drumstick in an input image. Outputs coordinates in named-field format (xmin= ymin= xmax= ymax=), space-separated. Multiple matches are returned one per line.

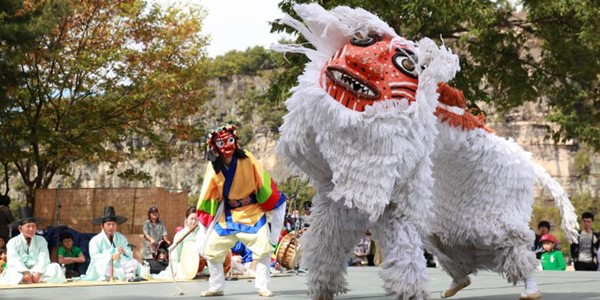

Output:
xmin=167 ymin=202 xmax=224 ymax=296
xmin=109 ymin=256 xmax=114 ymax=282
xmin=166 ymin=222 xmax=201 ymax=296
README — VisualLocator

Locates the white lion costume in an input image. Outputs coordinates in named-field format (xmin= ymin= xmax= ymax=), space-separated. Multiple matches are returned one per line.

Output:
xmin=274 ymin=4 xmax=579 ymax=300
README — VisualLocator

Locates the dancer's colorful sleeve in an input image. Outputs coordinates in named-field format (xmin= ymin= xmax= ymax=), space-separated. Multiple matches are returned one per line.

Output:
xmin=248 ymin=152 xmax=287 ymax=211
xmin=196 ymin=163 xmax=221 ymax=227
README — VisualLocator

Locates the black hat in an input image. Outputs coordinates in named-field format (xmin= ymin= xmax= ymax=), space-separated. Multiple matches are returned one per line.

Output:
xmin=92 ymin=206 xmax=128 ymax=225
xmin=148 ymin=206 xmax=159 ymax=214
xmin=8 ymin=206 xmax=46 ymax=228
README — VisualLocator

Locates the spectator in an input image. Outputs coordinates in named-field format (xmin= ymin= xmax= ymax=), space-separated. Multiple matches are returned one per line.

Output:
xmin=230 ymin=240 xmax=254 ymax=275
xmin=0 ymin=195 xmax=15 ymax=240
xmin=0 ymin=247 xmax=7 ymax=273
xmin=153 ymin=206 xmax=199 ymax=279
xmin=598 ymin=245 xmax=600 ymax=271
xmin=288 ymin=210 xmax=301 ymax=231
xmin=301 ymin=201 xmax=312 ymax=228
xmin=142 ymin=206 xmax=169 ymax=262
xmin=351 ymin=231 xmax=375 ymax=266
xmin=532 ymin=220 xmax=551 ymax=259
xmin=57 ymin=232 xmax=85 ymax=278
xmin=0 ymin=206 xmax=66 ymax=285
xmin=570 ymin=211 xmax=599 ymax=271
xmin=0 ymin=234 xmax=6 ymax=248
xmin=84 ymin=206 xmax=141 ymax=281
xmin=539 ymin=234 xmax=566 ymax=271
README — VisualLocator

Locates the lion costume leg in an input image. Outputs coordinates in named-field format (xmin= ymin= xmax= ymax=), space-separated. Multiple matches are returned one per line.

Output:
xmin=302 ymin=190 xmax=368 ymax=300
xmin=376 ymin=211 xmax=430 ymax=300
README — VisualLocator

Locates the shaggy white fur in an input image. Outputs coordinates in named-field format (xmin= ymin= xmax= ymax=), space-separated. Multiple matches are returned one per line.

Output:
xmin=275 ymin=4 xmax=456 ymax=300
xmin=274 ymin=3 xmax=578 ymax=300
xmin=424 ymin=123 xmax=578 ymax=288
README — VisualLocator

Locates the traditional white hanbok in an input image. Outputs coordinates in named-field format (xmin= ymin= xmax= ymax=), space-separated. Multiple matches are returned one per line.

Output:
xmin=152 ymin=225 xmax=199 ymax=279
xmin=0 ymin=234 xmax=66 ymax=285
xmin=84 ymin=230 xmax=141 ymax=281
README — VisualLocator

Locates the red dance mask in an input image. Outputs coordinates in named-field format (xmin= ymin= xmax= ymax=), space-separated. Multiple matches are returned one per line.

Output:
xmin=321 ymin=34 xmax=419 ymax=112
xmin=213 ymin=131 xmax=236 ymax=158
xmin=207 ymin=125 xmax=238 ymax=159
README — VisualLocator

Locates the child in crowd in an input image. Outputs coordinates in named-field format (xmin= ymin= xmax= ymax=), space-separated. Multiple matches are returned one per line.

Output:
xmin=57 ymin=232 xmax=86 ymax=278
xmin=540 ymin=234 xmax=566 ymax=271
xmin=0 ymin=247 xmax=7 ymax=273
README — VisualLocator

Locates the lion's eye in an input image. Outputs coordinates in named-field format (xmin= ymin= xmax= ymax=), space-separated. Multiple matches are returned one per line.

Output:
xmin=392 ymin=50 xmax=419 ymax=78
xmin=227 ymin=137 xmax=235 ymax=144
xmin=215 ymin=140 xmax=225 ymax=148
xmin=350 ymin=34 xmax=380 ymax=47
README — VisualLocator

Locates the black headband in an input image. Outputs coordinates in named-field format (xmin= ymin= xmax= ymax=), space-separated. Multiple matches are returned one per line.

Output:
xmin=19 ymin=218 xmax=36 ymax=226
xmin=102 ymin=216 xmax=118 ymax=224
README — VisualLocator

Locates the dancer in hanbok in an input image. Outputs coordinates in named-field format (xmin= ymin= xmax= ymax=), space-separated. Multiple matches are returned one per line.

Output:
xmin=196 ymin=124 xmax=286 ymax=297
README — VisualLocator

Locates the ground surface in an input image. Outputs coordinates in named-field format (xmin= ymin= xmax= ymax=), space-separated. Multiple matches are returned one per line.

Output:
xmin=1 ymin=267 xmax=599 ymax=300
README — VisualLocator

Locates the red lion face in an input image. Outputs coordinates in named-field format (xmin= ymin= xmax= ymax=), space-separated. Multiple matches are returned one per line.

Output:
xmin=320 ymin=34 xmax=419 ymax=112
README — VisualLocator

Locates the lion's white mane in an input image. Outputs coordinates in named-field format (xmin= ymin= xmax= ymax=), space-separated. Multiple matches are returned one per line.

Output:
xmin=274 ymin=4 xmax=459 ymax=224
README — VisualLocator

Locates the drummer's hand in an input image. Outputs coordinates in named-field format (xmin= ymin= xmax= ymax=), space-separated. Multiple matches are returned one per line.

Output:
xmin=112 ymin=253 xmax=121 ymax=261
xmin=21 ymin=271 xmax=32 ymax=283
xmin=149 ymin=238 xmax=155 ymax=245
xmin=117 ymin=246 xmax=126 ymax=255
xmin=32 ymin=272 xmax=42 ymax=283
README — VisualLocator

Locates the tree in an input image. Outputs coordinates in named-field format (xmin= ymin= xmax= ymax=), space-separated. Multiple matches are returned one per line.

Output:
xmin=0 ymin=0 xmax=211 ymax=209
xmin=271 ymin=0 xmax=600 ymax=151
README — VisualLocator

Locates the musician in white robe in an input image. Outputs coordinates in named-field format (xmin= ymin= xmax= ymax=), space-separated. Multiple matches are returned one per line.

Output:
xmin=153 ymin=206 xmax=199 ymax=279
xmin=84 ymin=206 xmax=141 ymax=281
xmin=0 ymin=206 xmax=66 ymax=285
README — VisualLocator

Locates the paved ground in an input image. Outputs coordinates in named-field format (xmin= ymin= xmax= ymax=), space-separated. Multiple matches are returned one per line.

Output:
xmin=1 ymin=267 xmax=599 ymax=300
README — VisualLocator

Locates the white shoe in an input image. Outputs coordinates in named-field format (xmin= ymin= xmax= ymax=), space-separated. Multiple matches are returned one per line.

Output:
xmin=200 ymin=290 xmax=224 ymax=297
xmin=519 ymin=291 xmax=542 ymax=300
xmin=258 ymin=289 xmax=273 ymax=297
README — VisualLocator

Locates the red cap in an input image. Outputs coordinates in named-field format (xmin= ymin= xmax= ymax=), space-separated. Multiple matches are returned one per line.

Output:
xmin=540 ymin=233 xmax=558 ymax=244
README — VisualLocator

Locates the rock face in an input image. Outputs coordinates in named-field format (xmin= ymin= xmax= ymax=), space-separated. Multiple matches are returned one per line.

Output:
xmin=8 ymin=76 xmax=599 ymax=203
xmin=482 ymin=100 xmax=599 ymax=201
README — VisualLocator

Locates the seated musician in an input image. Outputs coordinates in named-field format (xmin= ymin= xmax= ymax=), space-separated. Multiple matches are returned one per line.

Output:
xmin=153 ymin=206 xmax=200 ymax=279
xmin=84 ymin=206 xmax=141 ymax=281
xmin=0 ymin=207 xmax=66 ymax=285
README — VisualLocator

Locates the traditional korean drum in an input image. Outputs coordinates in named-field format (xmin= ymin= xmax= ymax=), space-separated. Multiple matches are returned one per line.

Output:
xmin=276 ymin=231 xmax=302 ymax=269
xmin=198 ymin=251 xmax=232 ymax=275
xmin=180 ymin=241 xmax=200 ymax=280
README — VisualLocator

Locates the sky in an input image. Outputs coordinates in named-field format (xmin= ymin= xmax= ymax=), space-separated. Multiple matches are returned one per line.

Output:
xmin=200 ymin=0 xmax=290 ymax=57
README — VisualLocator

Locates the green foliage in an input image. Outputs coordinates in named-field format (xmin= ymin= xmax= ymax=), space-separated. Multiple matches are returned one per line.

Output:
xmin=272 ymin=0 xmax=600 ymax=152
xmin=570 ymin=194 xmax=600 ymax=223
xmin=0 ymin=1 xmax=211 ymax=207
xmin=208 ymin=46 xmax=283 ymax=79
xmin=573 ymin=149 xmax=591 ymax=178
xmin=277 ymin=177 xmax=315 ymax=211
xmin=188 ymin=194 xmax=199 ymax=207
xmin=206 ymin=46 xmax=290 ymax=136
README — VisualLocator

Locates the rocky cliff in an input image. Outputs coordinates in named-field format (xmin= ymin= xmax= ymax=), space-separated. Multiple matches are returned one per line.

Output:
xmin=8 ymin=75 xmax=599 ymax=204
xmin=483 ymin=100 xmax=599 ymax=201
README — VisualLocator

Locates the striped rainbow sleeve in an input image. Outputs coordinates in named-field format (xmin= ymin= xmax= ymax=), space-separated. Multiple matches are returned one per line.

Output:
xmin=249 ymin=154 xmax=287 ymax=211
xmin=196 ymin=163 xmax=221 ymax=227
